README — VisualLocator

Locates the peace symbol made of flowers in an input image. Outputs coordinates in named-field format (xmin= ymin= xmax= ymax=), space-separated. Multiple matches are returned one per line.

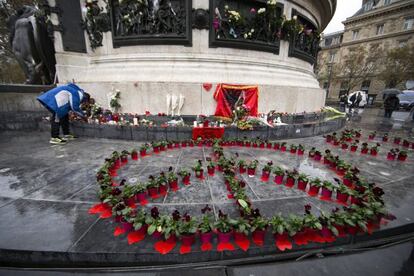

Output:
xmin=89 ymin=129 xmax=396 ymax=255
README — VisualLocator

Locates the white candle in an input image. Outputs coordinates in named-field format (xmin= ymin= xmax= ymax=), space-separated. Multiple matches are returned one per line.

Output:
xmin=193 ymin=121 xmax=197 ymax=127
xmin=133 ymin=118 xmax=138 ymax=126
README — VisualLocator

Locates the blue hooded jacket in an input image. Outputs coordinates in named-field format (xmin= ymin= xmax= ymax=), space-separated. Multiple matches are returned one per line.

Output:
xmin=37 ymin=83 xmax=85 ymax=118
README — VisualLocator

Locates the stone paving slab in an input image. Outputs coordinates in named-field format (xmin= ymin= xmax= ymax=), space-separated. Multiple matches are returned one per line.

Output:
xmin=0 ymin=110 xmax=414 ymax=265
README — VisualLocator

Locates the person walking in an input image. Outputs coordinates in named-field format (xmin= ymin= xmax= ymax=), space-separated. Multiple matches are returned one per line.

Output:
xmin=37 ymin=83 xmax=90 ymax=144
xmin=339 ymin=94 xmax=347 ymax=112
xmin=383 ymin=94 xmax=400 ymax=118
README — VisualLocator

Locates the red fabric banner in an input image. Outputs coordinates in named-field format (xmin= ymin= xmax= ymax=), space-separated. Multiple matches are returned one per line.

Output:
xmin=213 ymin=84 xmax=259 ymax=118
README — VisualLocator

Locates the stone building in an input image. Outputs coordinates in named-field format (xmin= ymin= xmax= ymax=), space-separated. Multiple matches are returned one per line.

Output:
xmin=318 ymin=0 xmax=414 ymax=103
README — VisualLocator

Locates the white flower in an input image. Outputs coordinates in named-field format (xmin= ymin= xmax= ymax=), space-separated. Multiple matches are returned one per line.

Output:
xmin=224 ymin=5 xmax=229 ymax=10
xmin=267 ymin=0 xmax=277 ymax=5
xmin=244 ymin=33 xmax=248 ymax=39
xmin=251 ymin=29 xmax=255 ymax=33
xmin=258 ymin=8 xmax=266 ymax=14
xmin=293 ymin=15 xmax=298 ymax=20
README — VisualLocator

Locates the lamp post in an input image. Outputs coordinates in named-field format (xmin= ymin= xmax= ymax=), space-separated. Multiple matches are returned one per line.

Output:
xmin=326 ymin=63 xmax=333 ymax=99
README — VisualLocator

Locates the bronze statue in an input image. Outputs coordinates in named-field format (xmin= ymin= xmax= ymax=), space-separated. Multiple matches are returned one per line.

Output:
xmin=7 ymin=5 xmax=56 ymax=84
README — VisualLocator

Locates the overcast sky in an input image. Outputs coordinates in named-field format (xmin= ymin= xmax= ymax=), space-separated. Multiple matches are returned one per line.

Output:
xmin=323 ymin=0 xmax=362 ymax=34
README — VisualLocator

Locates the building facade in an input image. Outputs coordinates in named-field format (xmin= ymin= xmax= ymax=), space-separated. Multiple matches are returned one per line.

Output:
xmin=318 ymin=0 xmax=414 ymax=102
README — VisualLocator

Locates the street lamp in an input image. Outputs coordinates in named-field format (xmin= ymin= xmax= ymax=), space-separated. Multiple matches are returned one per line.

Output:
xmin=326 ymin=63 xmax=333 ymax=99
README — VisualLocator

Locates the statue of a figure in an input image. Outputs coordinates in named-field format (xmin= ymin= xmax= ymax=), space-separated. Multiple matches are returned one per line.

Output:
xmin=7 ymin=5 xmax=56 ymax=84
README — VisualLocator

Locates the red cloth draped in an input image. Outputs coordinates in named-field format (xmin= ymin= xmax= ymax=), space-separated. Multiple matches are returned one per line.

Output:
xmin=213 ymin=84 xmax=259 ymax=118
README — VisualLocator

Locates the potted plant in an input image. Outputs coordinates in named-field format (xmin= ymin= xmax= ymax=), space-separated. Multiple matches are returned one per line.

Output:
xmin=120 ymin=150 xmax=129 ymax=164
xmin=181 ymin=140 xmax=188 ymax=147
xmin=140 ymin=144 xmax=149 ymax=156
xmin=112 ymin=151 xmax=121 ymax=168
xmin=152 ymin=141 xmax=161 ymax=153
xmin=266 ymin=141 xmax=273 ymax=149
xmin=333 ymin=137 xmax=340 ymax=146
xmin=308 ymin=178 xmax=322 ymax=196
xmin=403 ymin=139 xmax=410 ymax=147
xmin=273 ymin=166 xmax=285 ymax=185
xmin=382 ymin=133 xmax=388 ymax=142
xmin=238 ymin=160 xmax=247 ymax=174
xmin=394 ymin=136 xmax=401 ymax=145
xmin=146 ymin=175 xmax=159 ymax=197
xmin=286 ymin=215 xmax=305 ymax=242
xmin=355 ymin=130 xmax=362 ymax=138
xmin=193 ymin=160 xmax=204 ymax=179
xmin=370 ymin=143 xmax=380 ymax=156
xmin=233 ymin=217 xmax=251 ymax=244
xmin=121 ymin=184 xmax=136 ymax=206
xmin=289 ymin=144 xmax=297 ymax=154
xmin=280 ymin=142 xmax=287 ymax=152
xmin=308 ymin=147 xmax=316 ymax=158
xmin=145 ymin=207 xmax=164 ymax=239
xmin=131 ymin=148 xmax=138 ymax=160
xmin=303 ymin=211 xmax=323 ymax=242
xmin=247 ymin=160 xmax=259 ymax=177
xmin=134 ymin=183 xmax=147 ymax=203
xmin=343 ymin=171 xmax=354 ymax=187
xmin=250 ymin=211 xmax=268 ymax=246
xmin=350 ymin=141 xmax=358 ymax=152
xmin=214 ymin=210 xmax=236 ymax=243
xmin=314 ymin=150 xmax=322 ymax=161
xmin=167 ymin=140 xmax=173 ymax=149
xmin=336 ymin=185 xmax=350 ymax=203
xmin=199 ymin=205 xmax=215 ymax=244
xmin=361 ymin=143 xmax=369 ymax=154
xmin=178 ymin=169 xmax=191 ymax=185
xmin=285 ymin=170 xmax=298 ymax=187
xmin=177 ymin=213 xmax=198 ymax=247
xmin=273 ymin=142 xmax=280 ymax=150
xmin=297 ymin=174 xmax=309 ymax=191
xmin=341 ymin=142 xmax=348 ymax=150
xmin=261 ymin=161 xmax=273 ymax=181
xmin=270 ymin=214 xmax=289 ymax=245
xmin=321 ymin=181 xmax=334 ymax=199
xmin=325 ymin=134 xmax=332 ymax=143
xmin=387 ymin=149 xmax=398 ymax=161
xmin=398 ymin=150 xmax=408 ymax=161
xmin=336 ymin=160 xmax=349 ymax=176
xmin=297 ymin=144 xmax=305 ymax=155
xmin=132 ymin=209 xmax=148 ymax=234
xmin=368 ymin=131 xmax=376 ymax=140
xmin=167 ymin=169 xmax=178 ymax=190
xmin=157 ymin=172 xmax=168 ymax=195
xmin=207 ymin=161 xmax=215 ymax=175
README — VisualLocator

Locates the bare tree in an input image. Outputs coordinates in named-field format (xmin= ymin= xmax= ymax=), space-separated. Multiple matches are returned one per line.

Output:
xmin=331 ymin=44 xmax=383 ymax=94
xmin=379 ymin=45 xmax=414 ymax=89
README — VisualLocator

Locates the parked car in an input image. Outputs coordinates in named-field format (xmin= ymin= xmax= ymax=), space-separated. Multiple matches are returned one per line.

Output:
xmin=398 ymin=90 xmax=414 ymax=110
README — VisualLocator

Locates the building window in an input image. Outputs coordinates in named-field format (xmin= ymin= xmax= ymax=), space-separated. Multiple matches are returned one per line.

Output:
xmin=352 ymin=30 xmax=359 ymax=40
xmin=363 ymin=1 xmax=374 ymax=11
xmin=384 ymin=0 xmax=392 ymax=5
xmin=376 ymin=24 xmax=384 ymax=35
xmin=361 ymin=80 xmax=371 ymax=92
xmin=323 ymin=82 xmax=329 ymax=89
xmin=404 ymin=18 xmax=414 ymax=30
xmin=399 ymin=40 xmax=408 ymax=48
xmin=329 ymin=52 xmax=336 ymax=63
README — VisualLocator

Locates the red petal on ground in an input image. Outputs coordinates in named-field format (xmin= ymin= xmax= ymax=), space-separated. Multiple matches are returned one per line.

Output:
xmin=293 ymin=233 xmax=309 ymax=246
xmin=99 ymin=209 xmax=113 ymax=219
xmin=179 ymin=244 xmax=192 ymax=254
xmin=234 ymin=236 xmax=250 ymax=252
xmin=201 ymin=242 xmax=213 ymax=251
xmin=227 ymin=194 xmax=234 ymax=199
xmin=252 ymin=236 xmax=264 ymax=247
xmin=275 ymin=238 xmax=292 ymax=251
xmin=154 ymin=239 xmax=177 ymax=255
xmin=88 ymin=203 xmax=107 ymax=214
xmin=139 ymin=199 xmax=148 ymax=206
xmin=127 ymin=231 xmax=145 ymax=245
xmin=114 ymin=226 xmax=125 ymax=237
xmin=217 ymin=242 xmax=235 ymax=252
